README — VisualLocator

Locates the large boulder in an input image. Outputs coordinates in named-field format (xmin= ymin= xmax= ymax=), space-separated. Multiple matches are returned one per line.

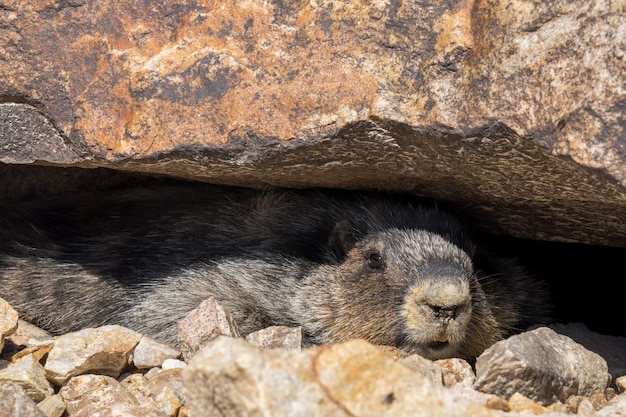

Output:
xmin=0 ymin=0 xmax=624 ymax=247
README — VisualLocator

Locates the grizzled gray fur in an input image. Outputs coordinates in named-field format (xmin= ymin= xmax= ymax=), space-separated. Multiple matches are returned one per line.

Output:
xmin=0 ymin=182 xmax=552 ymax=360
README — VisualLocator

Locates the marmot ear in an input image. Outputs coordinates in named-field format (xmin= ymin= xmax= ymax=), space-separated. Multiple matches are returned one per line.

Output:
xmin=328 ymin=220 xmax=360 ymax=260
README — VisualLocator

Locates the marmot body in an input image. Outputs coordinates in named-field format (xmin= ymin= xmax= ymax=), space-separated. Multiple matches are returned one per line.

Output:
xmin=0 ymin=183 xmax=551 ymax=360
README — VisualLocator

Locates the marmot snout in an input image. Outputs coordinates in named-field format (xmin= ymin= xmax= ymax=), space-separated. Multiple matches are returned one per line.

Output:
xmin=0 ymin=183 xmax=552 ymax=361
xmin=403 ymin=262 xmax=474 ymax=359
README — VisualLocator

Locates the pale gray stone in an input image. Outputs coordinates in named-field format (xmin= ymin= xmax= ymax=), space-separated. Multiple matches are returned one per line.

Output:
xmin=143 ymin=367 xmax=164 ymax=380
xmin=36 ymin=394 xmax=66 ymax=417
xmin=549 ymin=322 xmax=626 ymax=380
xmin=161 ymin=358 xmax=186 ymax=370
xmin=132 ymin=336 xmax=181 ymax=369
xmin=0 ymin=380 xmax=47 ymax=417
xmin=44 ymin=325 xmax=142 ymax=385
xmin=397 ymin=354 xmax=443 ymax=384
xmin=0 ymin=353 xmax=54 ymax=402
xmin=474 ymin=326 xmax=611 ymax=405
xmin=177 ymin=297 xmax=240 ymax=361
xmin=245 ymin=325 xmax=303 ymax=350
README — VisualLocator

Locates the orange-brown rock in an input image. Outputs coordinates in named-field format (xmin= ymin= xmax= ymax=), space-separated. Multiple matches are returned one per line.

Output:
xmin=0 ymin=0 xmax=625 ymax=247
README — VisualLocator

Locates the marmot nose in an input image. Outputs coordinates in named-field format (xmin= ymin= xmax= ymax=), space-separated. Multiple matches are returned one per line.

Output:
xmin=429 ymin=304 xmax=458 ymax=320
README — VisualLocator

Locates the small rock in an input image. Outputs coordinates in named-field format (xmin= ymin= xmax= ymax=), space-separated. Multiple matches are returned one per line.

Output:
xmin=183 ymin=336 xmax=496 ymax=417
xmin=122 ymin=369 xmax=183 ymax=417
xmin=152 ymin=386 xmax=182 ymax=417
xmin=507 ymin=392 xmax=548 ymax=414
xmin=120 ymin=373 xmax=156 ymax=408
xmin=0 ymin=380 xmax=47 ymax=417
xmin=0 ymin=353 xmax=54 ymax=402
xmin=10 ymin=339 xmax=54 ymax=363
xmin=36 ymin=394 xmax=66 ymax=417
xmin=594 ymin=393 xmax=626 ymax=417
xmin=60 ymin=374 xmax=137 ymax=409
xmin=397 ymin=354 xmax=443 ymax=384
xmin=245 ymin=325 xmax=303 ymax=350
xmin=144 ymin=367 xmax=163 ymax=380
xmin=474 ymin=326 xmax=611 ymax=405
xmin=132 ymin=336 xmax=181 ymax=369
xmin=177 ymin=297 xmax=240 ymax=361
xmin=59 ymin=374 xmax=166 ymax=417
xmin=484 ymin=394 xmax=510 ymax=412
xmin=576 ymin=398 xmax=597 ymax=416
xmin=44 ymin=325 xmax=142 ymax=385
xmin=161 ymin=358 xmax=186 ymax=370
xmin=616 ymin=375 xmax=626 ymax=393
xmin=0 ymin=297 xmax=19 ymax=352
xmin=448 ymin=386 xmax=509 ymax=411
xmin=588 ymin=391 xmax=609 ymax=410
xmin=604 ymin=387 xmax=617 ymax=401
xmin=435 ymin=358 xmax=476 ymax=388
xmin=147 ymin=368 xmax=184 ymax=403
xmin=549 ymin=322 xmax=626 ymax=380
xmin=564 ymin=395 xmax=585 ymax=414
xmin=6 ymin=319 xmax=53 ymax=348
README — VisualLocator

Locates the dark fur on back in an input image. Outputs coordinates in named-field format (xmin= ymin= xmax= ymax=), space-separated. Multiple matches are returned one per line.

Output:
xmin=0 ymin=182 xmax=552 ymax=360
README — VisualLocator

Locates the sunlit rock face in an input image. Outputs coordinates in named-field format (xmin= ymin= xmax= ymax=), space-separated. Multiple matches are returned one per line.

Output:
xmin=0 ymin=0 xmax=625 ymax=247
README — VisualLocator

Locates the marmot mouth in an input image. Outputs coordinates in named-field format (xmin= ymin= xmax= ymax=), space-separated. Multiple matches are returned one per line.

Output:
xmin=426 ymin=341 xmax=450 ymax=351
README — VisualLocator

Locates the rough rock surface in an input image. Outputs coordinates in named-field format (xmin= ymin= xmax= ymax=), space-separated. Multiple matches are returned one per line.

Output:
xmin=44 ymin=325 xmax=142 ymax=386
xmin=0 ymin=0 xmax=624 ymax=248
xmin=132 ymin=337 xmax=182 ymax=370
xmin=120 ymin=371 xmax=184 ymax=417
xmin=59 ymin=374 xmax=168 ymax=417
xmin=397 ymin=354 xmax=444 ymax=385
xmin=548 ymin=322 xmax=626 ymax=381
xmin=436 ymin=357 xmax=477 ymax=388
xmin=0 ymin=354 xmax=54 ymax=402
xmin=182 ymin=336 xmax=487 ymax=417
xmin=0 ymin=381 xmax=47 ymax=417
xmin=0 ymin=297 xmax=18 ymax=353
xmin=36 ymin=394 xmax=66 ymax=417
xmin=244 ymin=325 xmax=303 ymax=350
xmin=177 ymin=297 xmax=241 ymax=361
xmin=474 ymin=327 xmax=611 ymax=405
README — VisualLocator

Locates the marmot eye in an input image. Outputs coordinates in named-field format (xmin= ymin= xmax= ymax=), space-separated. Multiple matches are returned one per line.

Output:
xmin=368 ymin=252 xmax=384 ymax=269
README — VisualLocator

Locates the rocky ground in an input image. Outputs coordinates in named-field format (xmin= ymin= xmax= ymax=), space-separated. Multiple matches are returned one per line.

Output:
xmin=2 ymin=296 xmax=626 ymax=417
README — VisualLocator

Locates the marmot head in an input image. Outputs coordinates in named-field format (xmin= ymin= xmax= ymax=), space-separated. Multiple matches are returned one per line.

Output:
xmin=302 ymin=203 xmax=506 ymax=361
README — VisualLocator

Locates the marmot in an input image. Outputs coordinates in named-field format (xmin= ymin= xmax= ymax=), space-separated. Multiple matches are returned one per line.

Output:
xmin=0 ymin=182 xmax=552 ymax=361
